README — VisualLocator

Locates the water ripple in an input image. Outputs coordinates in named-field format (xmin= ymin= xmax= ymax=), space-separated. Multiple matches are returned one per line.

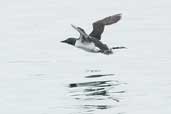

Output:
xmin=68 ymin=72 xmax=127 ymax=114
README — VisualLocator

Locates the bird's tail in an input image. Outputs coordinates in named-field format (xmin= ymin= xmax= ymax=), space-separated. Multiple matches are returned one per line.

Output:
xmin=112 ymin=46 xmax=127 ymax=49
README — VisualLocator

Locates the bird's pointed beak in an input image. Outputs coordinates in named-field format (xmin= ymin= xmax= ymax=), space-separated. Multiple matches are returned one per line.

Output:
xmin=60 ymin=40 xmax=65 ymax=43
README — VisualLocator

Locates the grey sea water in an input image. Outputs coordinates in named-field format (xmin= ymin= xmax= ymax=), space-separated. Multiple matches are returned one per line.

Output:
xmin=0 ymin=0 xmax=171 ymax=114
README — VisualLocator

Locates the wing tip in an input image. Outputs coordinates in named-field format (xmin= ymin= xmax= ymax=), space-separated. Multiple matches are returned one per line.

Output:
xmin=114 ymin=13 xmax=122 ymax=19
xmin=112 ymin=13 xmax=122 ymax=22
xmin=114 ymin=13 xmax=122 ymax=16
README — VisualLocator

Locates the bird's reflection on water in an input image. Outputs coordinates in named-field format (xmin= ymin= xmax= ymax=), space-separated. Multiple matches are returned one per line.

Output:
xmin=85 ymin=74 xmax=114 ymax=78
xmin=68 ymin=71 xmax=126 ymax=114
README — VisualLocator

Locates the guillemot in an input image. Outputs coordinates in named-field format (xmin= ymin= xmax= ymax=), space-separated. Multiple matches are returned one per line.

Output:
xmin=61 ymin=14 xmax=126 ymax=55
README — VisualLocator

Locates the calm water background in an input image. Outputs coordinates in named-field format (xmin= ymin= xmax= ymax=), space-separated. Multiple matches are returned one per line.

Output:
xmin=0 ymin=0 xmax=171 ymax=114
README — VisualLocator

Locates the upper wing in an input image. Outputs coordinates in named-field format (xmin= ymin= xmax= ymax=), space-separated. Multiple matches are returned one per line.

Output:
xmin=89 ymin=14 xmax=122 ymax=40
xmin=71 ymin=24 xmax=91 ymax=42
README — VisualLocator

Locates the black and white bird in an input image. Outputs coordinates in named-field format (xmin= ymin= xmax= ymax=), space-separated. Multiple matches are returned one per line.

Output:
xmin=61 ymin=14 xmax=126 ymax=55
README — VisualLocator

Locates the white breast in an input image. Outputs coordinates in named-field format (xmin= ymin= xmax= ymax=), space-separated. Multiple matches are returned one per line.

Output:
xmin=75 ymin=40 xmax=99 ymax=52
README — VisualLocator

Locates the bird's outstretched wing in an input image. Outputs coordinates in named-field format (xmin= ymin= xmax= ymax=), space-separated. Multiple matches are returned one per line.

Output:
xmin=71 ymin=24 xmax=91 ymax=42
xmin=89 ymin=14 xmax=122 ymax=40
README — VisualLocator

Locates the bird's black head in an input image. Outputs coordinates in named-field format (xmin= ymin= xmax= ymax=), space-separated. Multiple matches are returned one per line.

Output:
xmin=61 ymin=38 xmax=76 ymax=46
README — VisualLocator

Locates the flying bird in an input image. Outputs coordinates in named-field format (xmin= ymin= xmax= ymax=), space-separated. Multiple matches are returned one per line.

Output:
xmin=61 ymin=14 xmax=126 ymax=55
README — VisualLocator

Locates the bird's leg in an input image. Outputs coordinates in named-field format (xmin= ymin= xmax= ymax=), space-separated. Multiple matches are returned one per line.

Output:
xmin=112 ymin=46 xmax=127 ymax=49
xmin=98 ymin=49 xmax=113 ymax=55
